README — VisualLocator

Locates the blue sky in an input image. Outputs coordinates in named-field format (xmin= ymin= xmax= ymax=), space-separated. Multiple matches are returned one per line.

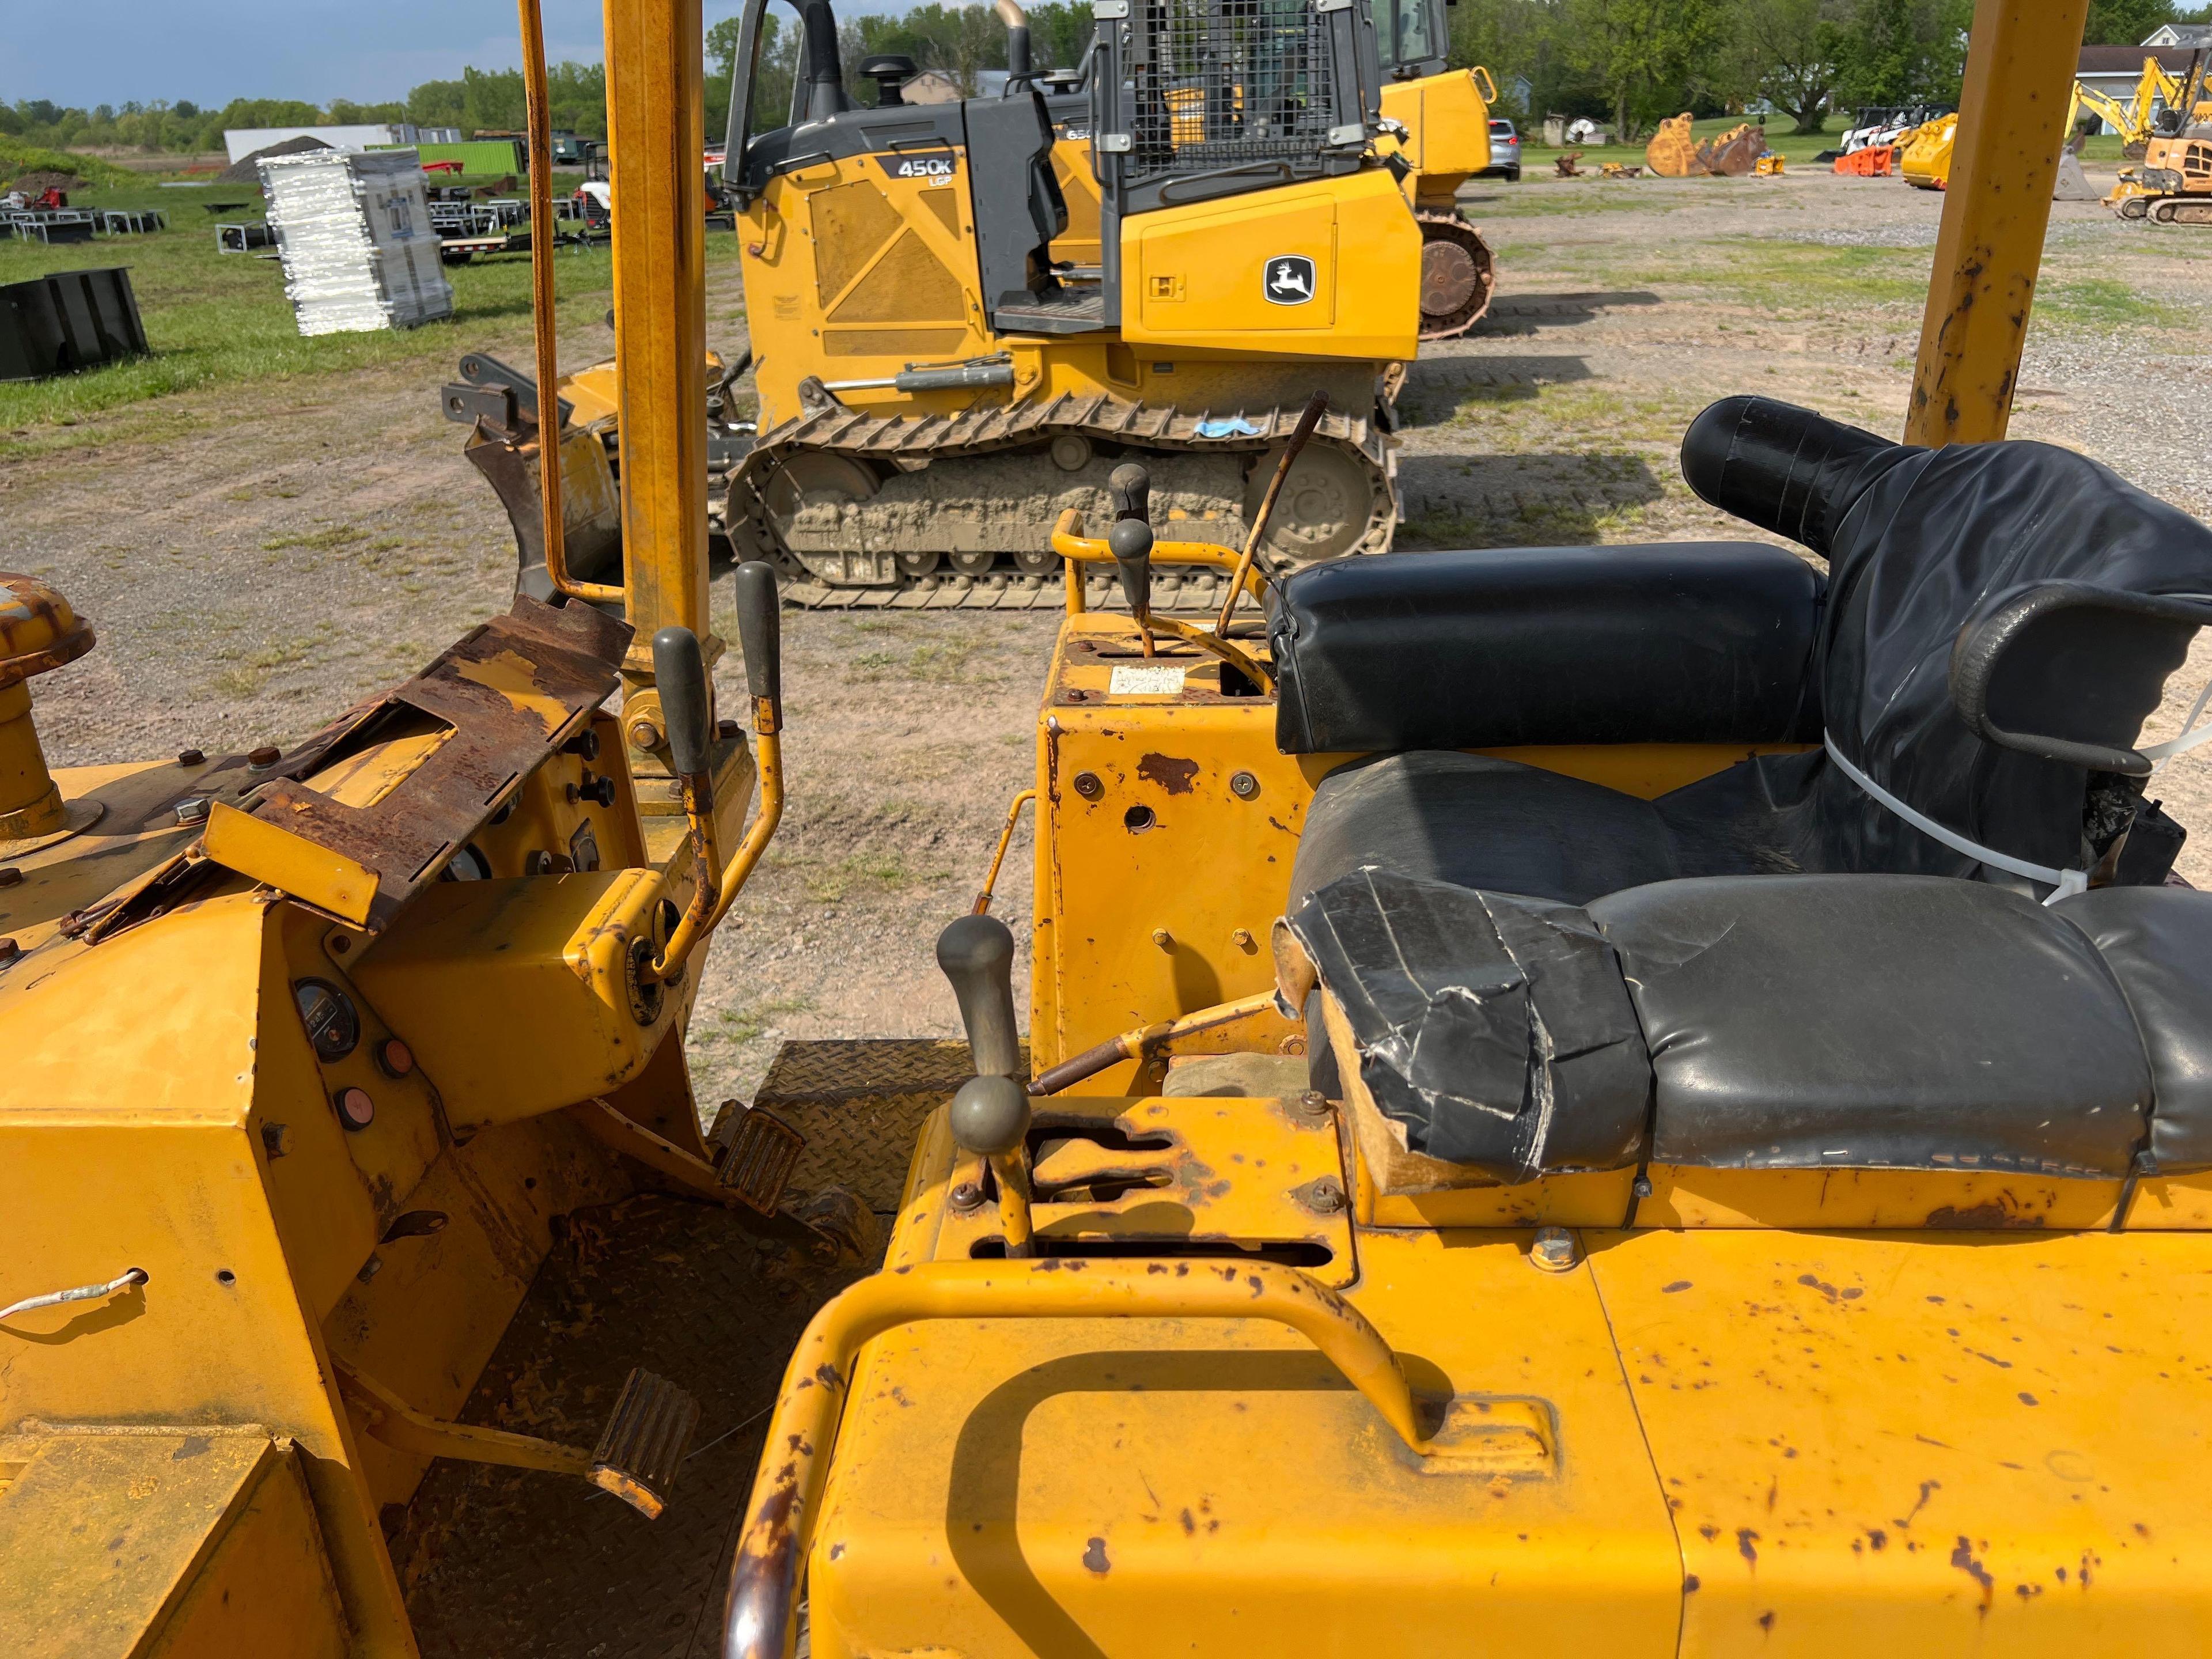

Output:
xmin=0 ymin=0 xmax=745 ymax=109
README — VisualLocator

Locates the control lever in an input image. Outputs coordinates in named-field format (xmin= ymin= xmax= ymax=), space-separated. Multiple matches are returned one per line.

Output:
xmin=936 ymin=914 xmax=1033 ymax=1254
xmin=647 ymin=562 xmax=787 ymax=983
xmin=1108 ymin=460 xmax=1150 ymax=524
xmin=1109 ymin=518 xmax=1155 ymax=657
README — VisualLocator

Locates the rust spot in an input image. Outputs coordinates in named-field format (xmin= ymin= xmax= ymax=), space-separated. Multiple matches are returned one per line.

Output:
xmin=1951 ymin=1537 xmax=1996 ymax=1611
xmin=172 ymin=1435 xmax=210 ymax=1461
xmin=1926 ymin=1200 xmax=2044 ymax=1230
xmin=1661 ymin=1280 xmax=1692 ymax=1294
xmin=1758 ymin=1611 xmax=1775 ymax=1633
xmin=1737 ymin=1528 xmax=1760 ymax=1567
xmin=2018 ymin=1391 xmax=2039 ymax=1406
xmin=1868 ymin=1529 xmax=1888 ymax=1551
xmin=1699 ymin=1525 xmax=1720 ymax=1541
xmin=1179 ymin=1509 xmax=1196 ymax=1535
xmin=1684 ymin=1574 xmax=1700 ymax=1592
xmin=1136 ymin=753 xmax=1200 ymax=795
xmin=814 ymin=1363 xmax=843 ymax=1389
xmin=1083 ymin=1536 xmax=1111 ymax=1575
xmin=828 ymin=1541 xmax=846 ymax=1560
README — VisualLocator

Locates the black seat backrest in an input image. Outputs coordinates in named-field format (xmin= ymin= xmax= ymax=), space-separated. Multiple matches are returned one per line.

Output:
xmin=1270 ymin=541 xmax=1824 ymax=754
xmin=963 ymin=85 xmax=1069 ymax=321
xmin=1683 ymin=397 xmax=2212 ymax=882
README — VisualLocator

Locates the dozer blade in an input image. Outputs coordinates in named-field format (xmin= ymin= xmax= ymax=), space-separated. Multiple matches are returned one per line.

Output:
xmin=588 ymin=1368 xmax=703 ymax=1520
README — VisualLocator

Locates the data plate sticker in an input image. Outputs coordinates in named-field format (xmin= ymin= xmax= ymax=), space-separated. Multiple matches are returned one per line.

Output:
xmin=1109 ymin=664 xmax=1187 ymax=695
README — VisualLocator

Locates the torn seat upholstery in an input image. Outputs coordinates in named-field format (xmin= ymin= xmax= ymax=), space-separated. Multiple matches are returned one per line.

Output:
xmin=1276 ymin=398 xmax=2212 ymax=1188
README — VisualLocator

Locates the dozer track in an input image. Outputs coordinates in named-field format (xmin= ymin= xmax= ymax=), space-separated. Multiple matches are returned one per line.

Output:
xmin=1415 ymin=209 xmax=1497 ymax=341
xmin=725 ymin=389 xmax=1397 ymax=611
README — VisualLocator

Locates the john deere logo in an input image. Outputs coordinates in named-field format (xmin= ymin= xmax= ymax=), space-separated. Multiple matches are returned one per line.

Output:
xmin=1263 ymin=254 xmax=1316 ymax=305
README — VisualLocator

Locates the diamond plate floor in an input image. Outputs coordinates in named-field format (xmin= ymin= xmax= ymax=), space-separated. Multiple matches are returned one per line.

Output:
xmin=399 ymin=1041 xmax=974 ymax=1657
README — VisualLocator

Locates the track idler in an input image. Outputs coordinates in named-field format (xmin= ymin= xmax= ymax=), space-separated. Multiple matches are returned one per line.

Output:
xmin=1416 ymin=210 xmax=1497 ymax=340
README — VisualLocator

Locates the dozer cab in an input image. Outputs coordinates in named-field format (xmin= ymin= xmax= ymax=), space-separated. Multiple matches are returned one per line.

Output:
xmin=711 ymin=1 xmax=2212 ymax=1653
xmin=715 ymin=0 xmax=1421 ymax=608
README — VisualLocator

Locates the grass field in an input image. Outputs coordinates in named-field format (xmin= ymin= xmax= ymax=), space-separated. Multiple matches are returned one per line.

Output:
xmin=0 ymin=174 xmax=641 ymax=456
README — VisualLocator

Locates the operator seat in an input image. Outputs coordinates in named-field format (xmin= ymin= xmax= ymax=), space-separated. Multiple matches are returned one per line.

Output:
xmin=1277 ymin=399 xmax=2212 ymax=1188
xmin=1281 ymin=397 xmax=2212 ymax=910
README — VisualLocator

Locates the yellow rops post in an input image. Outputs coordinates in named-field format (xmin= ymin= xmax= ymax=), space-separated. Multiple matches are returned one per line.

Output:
xmin=719 ymin=1 xmax=2212 ymax=1654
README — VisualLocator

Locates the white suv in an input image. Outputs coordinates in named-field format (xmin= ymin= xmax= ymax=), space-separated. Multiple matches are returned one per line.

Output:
xmin=1483 ymin=118 xmax=1522 ymax=182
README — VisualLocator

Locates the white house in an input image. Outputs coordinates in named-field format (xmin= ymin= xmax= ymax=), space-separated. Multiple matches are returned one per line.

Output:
xmin=222 ymin=124 xmax=462 ymax=164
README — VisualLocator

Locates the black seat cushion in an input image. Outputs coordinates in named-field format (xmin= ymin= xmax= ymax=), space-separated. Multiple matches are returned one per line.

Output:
xmin=2056 ymin=886 xmax=2212 ymax=1173
xmin=1291 ymin=752 xmax=1683 ymax=909
xmin=1291 ymin=751 xmax=1796 ymax=911
xmin=1270 ymin=542 xmax=1823 ymax=755
xmin=1287 ymin=868 xmax=1650 ymax=1183
xmin=1588 ymin=874 xmax=2151 ymax=1175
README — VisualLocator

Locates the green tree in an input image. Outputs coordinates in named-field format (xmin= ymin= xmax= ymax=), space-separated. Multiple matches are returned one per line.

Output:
xmin=1565 ymin=0 xmax=1725 ymax=139
xmin=2084 ymin=0 xmax=2176 ymax=43
xmin=1724 ymin=0 xmax=1851 ymax=132
xmin=1830 ymin=0 xmax=1969 ymax=108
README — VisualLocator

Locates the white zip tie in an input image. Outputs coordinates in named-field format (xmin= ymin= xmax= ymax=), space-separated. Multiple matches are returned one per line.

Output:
xmin=1824 ymin=735 xmax=2089 ymax=904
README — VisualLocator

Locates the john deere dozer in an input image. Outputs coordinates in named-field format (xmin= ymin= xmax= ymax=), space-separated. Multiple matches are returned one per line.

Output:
xmin=1373 ymin=0 xmax=1503 ymax=339
xmin=13 ymin=0 xmax=2212 ymax=1656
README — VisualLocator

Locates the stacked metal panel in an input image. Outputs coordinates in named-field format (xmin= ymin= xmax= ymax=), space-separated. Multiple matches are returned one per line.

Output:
xmin=259 ymin=147 xmax=453 ymax=335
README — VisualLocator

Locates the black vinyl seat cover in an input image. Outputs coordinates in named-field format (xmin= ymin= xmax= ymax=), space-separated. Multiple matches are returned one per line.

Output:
xmin=1271 ymin=541 xmax=1824 ymax=755
xmin=1676 ymin=397 xmax=2212 ymax=887
xmin=2056 ymin=886 xmax=2212 ymax=1172
xmin=1588 ymin=875 xmax=2150 ymax=1176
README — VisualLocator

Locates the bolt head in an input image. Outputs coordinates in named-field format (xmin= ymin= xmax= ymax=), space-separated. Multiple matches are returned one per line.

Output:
xmin=627 ymin=719 xmax=664 ymax=751
xmin=177 ymin=748 xmax=206 ymax=767
xmin=1528 ymin=1226 xmax=1580 ymax=1273
xmin=949 ymin=1180 xmax=986 ymax=1213
xmin=1308 ymin=1176 xmax=1347 ymax=1213
xmin=1073 ymin=770 xmax=1103 ymax=800
xmin=0 ymin=865 xmax=19 ymax=887
xmin=175 ymin=797 xmax=211 ymax=827
xmin=1151 ymin=927 xmax=1172 ymax=948
xmin=247 ymin=745 xmax=281 ymax=769
xmin=717 ymin=717 xmax=741 ymax=740
xmin=1229 ymin=770 xmax=1260 ymax=800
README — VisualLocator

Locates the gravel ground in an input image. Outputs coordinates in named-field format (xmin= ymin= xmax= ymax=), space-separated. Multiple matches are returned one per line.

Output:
xmin=6 ymin=164 xmax=2209 ymax=1112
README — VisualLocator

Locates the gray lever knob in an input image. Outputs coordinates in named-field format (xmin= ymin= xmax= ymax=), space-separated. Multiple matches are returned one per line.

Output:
xmin=948 ymin=1074 xmax=1031 ymax=1157
xmin=935 ymin=913 xmax=1021 ymax=1079
xmin=733 ymin=560 xmax=782 ymax=712
xmin=1108 ymin=461 xmax=1151 ymax=525
xmin=1108 ymin=517 xmax=1153 ymax=626
xmin=652 ymin=626 xmax=711 ymax=777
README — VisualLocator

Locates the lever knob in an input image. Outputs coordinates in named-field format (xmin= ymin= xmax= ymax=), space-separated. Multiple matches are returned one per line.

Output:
xmin=1108 ymin=462 xmax=1151 ymax=525
xmin=733 ymin=560 xmax=782 ymax=713
xmin=651 ymin=627 xmax=711 ymax=778
xmin=948 ymin=1074 xmax=1031 ymax=1157
xmin=935 ymin=913 xmax=1021 ymax=1079
xmin=1107 ymin=517 xmax=1153 ymax=624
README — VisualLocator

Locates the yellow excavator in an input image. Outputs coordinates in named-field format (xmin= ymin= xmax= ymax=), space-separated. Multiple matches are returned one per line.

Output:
xmin=2101 ymin=50 xmax=2212 ymax=221
xmin=15 ymin=1 xmax=2212 ymax=1657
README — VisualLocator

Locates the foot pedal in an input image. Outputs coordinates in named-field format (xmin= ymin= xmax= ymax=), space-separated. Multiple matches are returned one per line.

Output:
xmin=716 ymin=1104 xmax=804 ymax=1216
xmin=588 ymin=1368 xmax=701 ymax=1519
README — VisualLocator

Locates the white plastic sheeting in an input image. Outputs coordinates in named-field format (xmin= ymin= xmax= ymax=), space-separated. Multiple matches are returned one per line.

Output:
xmin=260 ymin=148 xmax=453 ymax=336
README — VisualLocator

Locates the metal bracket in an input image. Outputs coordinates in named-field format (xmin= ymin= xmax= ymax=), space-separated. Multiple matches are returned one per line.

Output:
xmin=1098 ymin=133 xmax=1134 ymax=153
xmin=1092 ymin=0 xmax=1128 ymax=16
xmin=1327 ymin=123 xmax=1367 ymax=146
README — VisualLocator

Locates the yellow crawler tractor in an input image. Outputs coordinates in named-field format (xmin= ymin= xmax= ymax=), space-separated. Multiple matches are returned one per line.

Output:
xmin=715 ymin=0 xmax=1421 ymax=607
xmin=712 ymin=1 xmax=2212 ymax=1653
xmin=1373 ymin=0 xmax=1503 ymax=339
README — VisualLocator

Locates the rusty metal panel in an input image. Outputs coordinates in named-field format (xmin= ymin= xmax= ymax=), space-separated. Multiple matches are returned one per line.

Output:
xmin=200 ymin=596 xmax=631 ymax=934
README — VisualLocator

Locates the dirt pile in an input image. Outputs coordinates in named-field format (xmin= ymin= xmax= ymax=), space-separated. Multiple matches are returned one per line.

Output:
xmin=219 ymin=135 xmax=332 ymax=185
xmin=4 ymin=170 xmax=84 ymax=196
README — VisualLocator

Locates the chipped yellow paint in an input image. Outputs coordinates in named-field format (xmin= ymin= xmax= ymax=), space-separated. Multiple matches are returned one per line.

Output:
xmin=456 ymin=648 xmax=569 ymax=732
